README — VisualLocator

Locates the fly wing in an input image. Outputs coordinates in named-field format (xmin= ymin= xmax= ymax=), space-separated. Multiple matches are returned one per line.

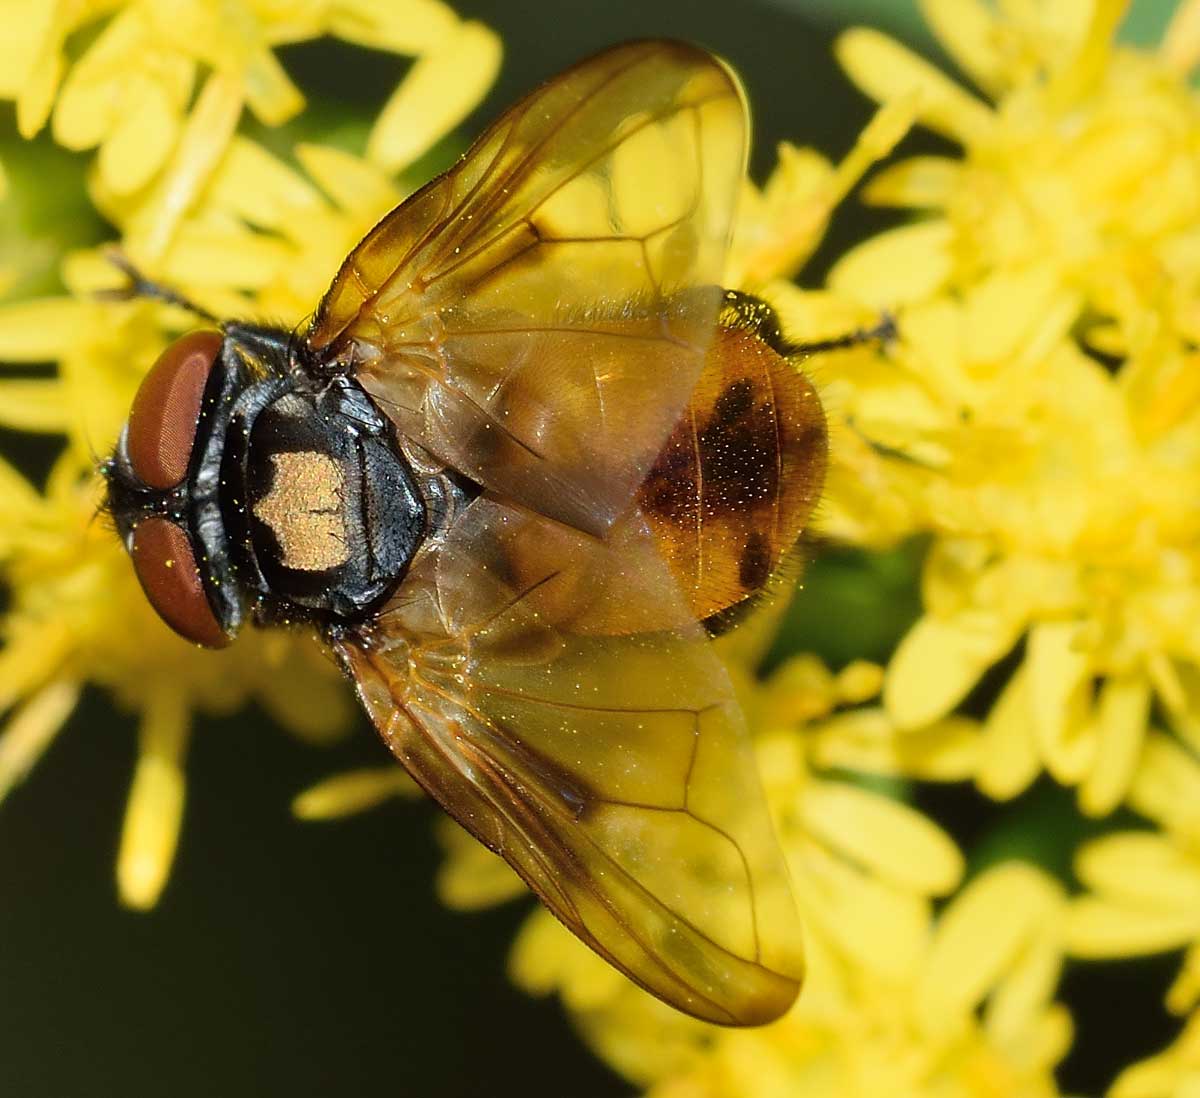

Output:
xmin=306 ymin=40 xmax=747 ymax=537
xmin=335 ymin=495 xmax=804 ymax=1025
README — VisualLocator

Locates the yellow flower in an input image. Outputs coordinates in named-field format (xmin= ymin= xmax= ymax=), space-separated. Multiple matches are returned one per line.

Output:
xmin=0 ymin=1 xmax=500 ymax=908
xmin=1067 ymin=731 xmax=1200 ymax=1016
xmin=0 ymin=0 xmax=499 ymax=207
xmin=728 ymin=94 xmax=918 ymax=290
xmin=78 ymin=132 xmax=408 ymax=323
xmin=507 ymin=861 xmax=1069 ymax=1098
xmin=3 ymin=3 xmax=1191 ymax=1094
xmin=820 ymin=0 xmax=1200 ymax=815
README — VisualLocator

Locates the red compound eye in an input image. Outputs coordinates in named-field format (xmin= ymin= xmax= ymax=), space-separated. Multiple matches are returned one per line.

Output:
xmin=130 ymin=517 xmax=230 ymax=648
xmin=127 ymin=330 xmax=223 ymax=490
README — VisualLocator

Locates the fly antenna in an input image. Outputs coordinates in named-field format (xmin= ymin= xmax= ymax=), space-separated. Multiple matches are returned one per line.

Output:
xmin=97 ymin=246 xmax=220 ymax=326
xmin=784 ymin=311 xmax=897 ymax=357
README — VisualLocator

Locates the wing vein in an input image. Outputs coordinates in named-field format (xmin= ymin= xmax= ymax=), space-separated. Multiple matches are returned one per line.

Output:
xmin=418 ymin=92 xmax=731 ymax=298
xmin=399 ymin=659 xmax=745 ymax=1020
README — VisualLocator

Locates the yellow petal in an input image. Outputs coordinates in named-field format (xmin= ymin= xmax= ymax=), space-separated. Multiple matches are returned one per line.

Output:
xmin=977 ymin=663 xmax=1040 ymax=800
xmin=295 ymin=143 xmax=400 ymax=218
xmin=811 ymin=710 xmax=982 ymax=781
xmin=985 ymin=917 xmax=1063 ymax=1048
xmin=801 ymin=778 xmax=963 ymax=895
xmin=162 ymin=224 xmax=293 ymax=290
xmin=205 ymin=137 xmax=327 ymax=233
xmin=1129 ymin=733 xmax=1200 ymax=840
xmin=1046 ymin=0 xmax=1128 ymax=106
xmin=834 ymin=660 xmax=884 ymax=704
xmin=367 ymin=20 xmax=501 ymax=173
xmin=762 ymin=652 xmax=836 ymax=725
xmin=3 ymin=3 xmax=64 ymax=135
xmin=1167 ymin=943 xmax=1200 ymax=1015
xmin=292 ymin=767 xmax=418 ymax=820
xmin=0 ymin=679 xmax=81 ymax=804
xmin=98 ymin=78 xmax=179 ymax=195
xmin=1076 ymin=832 xmax=1200 ymax=909
xmin=0 ymin=297 xmax=86 ymax=360
xmin=862 ymin=155 xmax=962 ymax=209
xmin=1028 ymin=1004 xmax=1075 ymax=1077
xmin=330 ymin=0 xmax=460 ymax=53
xmin=828 ymin=220 xmax=954 ymax=307
xmin=1026 ymin=621 xmax=1094 ymax=784
xmin=17 ymin=47 xmax=63 ymax=140
xmin=124 ymin=71 xmax=244 ymax=264
xmin=435 ymin=818 xmax=526 ymax=910
xmin=797 ymin=840 xmax=928 ymax=980
xmin=117 ymin=689 xmax=189 ymax=910
xmin=253 ymin=645 xmax=354 ymax=744
xmin=61 ymin=249 xmax=124 ymax=296
xmin=1078 ymin=675 xmax=1151 ymax=817
xmin=1067 ymin=897 xmax=1200 ymax=957
xmin=0 ymin=617 xmax=74 ymax=715
xmin=0 ymin=455 xmax=41 ymax=536
xmin=1151 ymin=665 xmax=1200 ymax=768
xmin=835 ymin=27 xmax=995 ymax=146
xmin=51 ymin=9 xmax=138 ymax=150
xmin=1148 ymin=653 xmax=1191 ymax=731
xmin=806 ymin=95 xmax=921 ymax=253
xmin=919 ymin=0 xmax=1008 ymax=96
xmin=509 ymin=908 xmax=626 ymax=1010
xmin=962 ymin=263 xmax=1062 ymax=366
xmin=885 ymin=608 xmax=1020 ymax=730
xmin=728 ymin=146 xmax=833 ymax=286
xmin=0 ymin=379 xmax=73 ymax=432
xmin=242 ymin=43 xmax=304 ymax=126
xmin=1163 ymin=0 xmax=1200 ymax=73
xmin=917 ymin=862 xmax=1062 ymax=1035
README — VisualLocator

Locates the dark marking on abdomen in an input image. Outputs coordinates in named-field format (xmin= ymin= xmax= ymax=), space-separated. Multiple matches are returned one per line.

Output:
xmin=738 ymin=531 xmax=771 ymax=589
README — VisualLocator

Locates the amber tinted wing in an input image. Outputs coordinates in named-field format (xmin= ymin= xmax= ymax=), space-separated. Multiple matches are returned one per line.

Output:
xmin=336 ymin=496 xmax=804 ymax=1025
xmin=306 ymin=41 xmax=747 ymax=537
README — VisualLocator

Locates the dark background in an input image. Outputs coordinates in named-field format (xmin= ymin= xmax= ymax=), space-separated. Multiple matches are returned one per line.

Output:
xmin=0 ymin=1 xmax=1181 ymax=1096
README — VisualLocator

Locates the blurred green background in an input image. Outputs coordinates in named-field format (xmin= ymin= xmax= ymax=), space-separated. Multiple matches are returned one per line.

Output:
xmin=0 ymin=1 xmax=1180 ymax=1096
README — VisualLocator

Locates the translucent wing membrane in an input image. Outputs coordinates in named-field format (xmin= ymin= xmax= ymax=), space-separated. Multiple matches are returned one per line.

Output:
xmin=307 ymin=40 xmax=748 ymax=536
xmin=337 ymin=496 xmax=804 ymax=1025
xmin=314 ymin=40 xmax=803 ymax=1023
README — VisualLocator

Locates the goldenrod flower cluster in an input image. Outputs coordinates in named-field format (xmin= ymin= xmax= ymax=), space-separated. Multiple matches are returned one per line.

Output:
xmin=0 ymin=0 xmax=499 ymax=910
xmin=822 ymin=7 xmax=1200 ymax=1091
xmin=2 ymin=0 xmax=1199 ymax=1094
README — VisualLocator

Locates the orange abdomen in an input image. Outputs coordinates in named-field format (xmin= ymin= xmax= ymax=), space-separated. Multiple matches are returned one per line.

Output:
xmin=639 ymin=302 xmax=827 ymax=624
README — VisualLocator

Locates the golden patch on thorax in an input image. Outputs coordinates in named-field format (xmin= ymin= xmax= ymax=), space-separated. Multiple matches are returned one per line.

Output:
xmin=253 ymin=451 xmax=349 ymax=572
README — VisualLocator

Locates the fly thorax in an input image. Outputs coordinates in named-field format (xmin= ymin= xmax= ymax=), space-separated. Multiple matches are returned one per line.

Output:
xmin=236 ymin=378 xmax=426 ymax=622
